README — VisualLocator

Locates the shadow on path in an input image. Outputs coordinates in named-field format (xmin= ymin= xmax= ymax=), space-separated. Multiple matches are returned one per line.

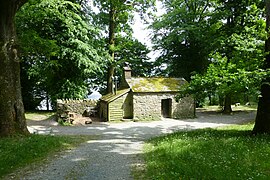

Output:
xmin=20 ymin=111 xmax=256 ymax=180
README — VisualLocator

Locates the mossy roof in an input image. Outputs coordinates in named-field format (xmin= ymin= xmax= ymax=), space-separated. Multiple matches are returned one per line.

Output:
xmin=126 ymin=77 xmax=186 ymax=92
xmin=100 ymin=88 xmax=130 ymax=103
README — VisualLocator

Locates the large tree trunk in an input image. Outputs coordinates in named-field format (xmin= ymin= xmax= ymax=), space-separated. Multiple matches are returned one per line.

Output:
xmin=253 ymin=83 xmax=270 ymax=133
xmin=0 ymin=0 xmax=29 ymax=136
xmin=106 ymin=4 xmax=116 ymax=94
xmin=253 ymin=0 xmax=270 ymax=134
xmin=223 ymin=95 xmax=232 ymax=114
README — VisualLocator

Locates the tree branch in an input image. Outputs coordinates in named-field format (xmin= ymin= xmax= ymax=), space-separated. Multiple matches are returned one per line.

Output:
xmin=198 ymin=0 xmax=210 ymax=22
xmin=16 ymin=0 xmax=28 ymax=10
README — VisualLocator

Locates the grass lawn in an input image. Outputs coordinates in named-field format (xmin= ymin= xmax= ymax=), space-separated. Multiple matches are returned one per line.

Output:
xmin=0 ymin=111 xmax=94 ymax=178
xmin=141 ymin=123 xmax=270 ymax=179
xmin=0 ymin=134 xmax=91 ymax=178
xmin=0 ymin=111 xmax=98 ymax=178
xmin=197 ymin=105 xmax=257 ymax=112
xmin=25 ymin=111 xmax=55 ymax=121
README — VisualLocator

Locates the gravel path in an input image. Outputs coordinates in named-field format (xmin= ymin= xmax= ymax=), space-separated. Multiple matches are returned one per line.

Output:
xmin=20 ymin=111 xmax=255 ymax=180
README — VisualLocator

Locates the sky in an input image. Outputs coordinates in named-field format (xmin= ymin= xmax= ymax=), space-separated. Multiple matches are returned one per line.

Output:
xmin=132 ymin=13 xmax=152 ymax=47
xmin=131 ymin=1 xmax=165 ymax=61
xmin=131 ymin=1 xmax=165 ymax=46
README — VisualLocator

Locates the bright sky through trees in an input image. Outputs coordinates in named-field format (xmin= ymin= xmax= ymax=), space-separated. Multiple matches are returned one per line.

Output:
xmin=131 ymin=1 xmax=165 ymax=61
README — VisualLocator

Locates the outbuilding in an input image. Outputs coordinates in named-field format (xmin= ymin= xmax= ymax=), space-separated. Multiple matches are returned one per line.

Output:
xmin=99 ymin=66 xmax=195 ymax=121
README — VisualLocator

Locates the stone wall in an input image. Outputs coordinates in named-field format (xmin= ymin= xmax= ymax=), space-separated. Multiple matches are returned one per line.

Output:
xmin=57 ymin=99 xmax=98 ymax=117
xmin=99 ymin=101 xmax=108 ymax=121
xmin=172 ymin=96 xmax=195 ymax=119
xmin=133 ymin=93 xmax=162 ymax=121
xmin=133 ymin=92 xmax=195 ymax=121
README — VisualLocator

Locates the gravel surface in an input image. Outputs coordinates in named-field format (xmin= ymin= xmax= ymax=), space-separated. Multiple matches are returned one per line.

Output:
xmin=18 ymin=111 xmax=255 ymax=180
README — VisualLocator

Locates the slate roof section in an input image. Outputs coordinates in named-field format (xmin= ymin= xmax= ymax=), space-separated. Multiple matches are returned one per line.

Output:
xmin=126 ymin=77 xmax=186 ymax=92
xmin=100 ymin=88 xmax=130 ymax=103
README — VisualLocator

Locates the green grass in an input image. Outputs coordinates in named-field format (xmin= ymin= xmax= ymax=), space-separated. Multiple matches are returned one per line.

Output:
xmin=0 ymin=135 xmax=91 ymax=178
xmin=25 ymin=111 xmax=55 ymax=121
xmin=198 ymin=105 xmax=257 ymax=112
xmin=141 ymin=123 xmax=270 ymax=179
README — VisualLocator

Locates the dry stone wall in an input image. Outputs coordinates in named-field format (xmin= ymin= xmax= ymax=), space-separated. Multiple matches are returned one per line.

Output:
xmin=57 ymin=99 xmax=98 ymax=114
xmin=57 ymin=99 xmax=98 ymax=120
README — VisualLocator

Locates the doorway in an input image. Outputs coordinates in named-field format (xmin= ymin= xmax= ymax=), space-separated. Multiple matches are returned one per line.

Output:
xmin=161 ymin=98 xmax=172 ymax=118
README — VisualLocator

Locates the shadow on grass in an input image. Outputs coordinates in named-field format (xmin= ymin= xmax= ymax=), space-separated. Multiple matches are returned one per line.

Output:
xmin=19 ymin=110 xmax=257 ymax=179
xmin=0 ymin=135 xmax=92 ymax=179
xmin=143 ymin=125 xmax=270 ymax=179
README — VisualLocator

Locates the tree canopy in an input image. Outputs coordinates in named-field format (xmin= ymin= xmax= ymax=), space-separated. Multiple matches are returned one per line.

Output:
xmin=151 ymin=0 xmax=267 ymax=113
xmin=15 ymin=0 xmax=155 ymax=109
xmin=2 ymin=0 xmax=270 ymax=136
xmin=16 ymin=0 xmax=105 ymax=109
xmin=151 ymin=0 xmax=217 ymax=80
xmin=91 ymin=0 xmax=156 ymax=93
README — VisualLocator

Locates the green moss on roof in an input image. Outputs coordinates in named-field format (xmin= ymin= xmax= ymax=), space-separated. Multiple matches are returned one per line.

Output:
xmin=100 ymin=88 xmax=130 ymax=103
xmin=126 ymin=77 xmax=186 ymax=92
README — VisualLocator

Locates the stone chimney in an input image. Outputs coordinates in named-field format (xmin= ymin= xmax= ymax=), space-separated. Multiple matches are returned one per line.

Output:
xmin=120 ymin=63 xmax=132 ymax=89
xmin=123 ymin=63 xmax=131 ymax=79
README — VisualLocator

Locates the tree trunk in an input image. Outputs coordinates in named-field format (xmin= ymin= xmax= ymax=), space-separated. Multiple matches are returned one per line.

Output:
xmin=223 ymin=95 xmax=232 ymax=114
xmin=46 ymin=92 xmax=50 ymax=111
xmin=208 ymin=94 xmax=212 ymax=106
xmin=253 ymin=83 xmax=270 ymax=133
xmin=106 ymin=3 xmax=116 ymax=94
xmin=253 ymin=0 xmax=270 ymax=134
xmin=0 ymin=0 xmax=29 ymax=136
xmin=106 ymin=65 xmax=115 ymax=94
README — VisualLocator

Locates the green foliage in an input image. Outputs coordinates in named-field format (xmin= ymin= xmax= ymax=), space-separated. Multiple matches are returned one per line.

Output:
xmin=179 ymin=15 xmax=267 ymax=105
xmin=214 ymin=1 xmax=265 ymax=60
xmin=87 ymin=36 xmax=153 ymax=94
xmin=93 ymin=0 xmax=156 ymax=25
xmin=157 ymin=1 xmax=266 ymax=109
xmin=151 ymin=0 xmax=266 ymax=83
xmin=58 ymin=118 xmax=73 ymax=126
xmin=0 ymin=135 xmax=89 ymax=178
xmin=151 ymin=0 xmax=217 ymax=79
xmin=180 ymin=63 xmax=269 ymax=106
xmin=16 ymin=0 xmax=104 ymax=109
xmin=143 ymin=123 xmax=270 ymax=179
xmin=93 ymin=0 xmax=134 ymax=34
xmin=115 ymin=37 xmax=152 ymax=77
xmin=92 ymin=0 xmax=156 ymax=93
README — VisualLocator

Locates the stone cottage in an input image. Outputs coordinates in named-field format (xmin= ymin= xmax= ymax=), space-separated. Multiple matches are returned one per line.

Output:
xmin=99 ymin=66 xmax=195 ymax=121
